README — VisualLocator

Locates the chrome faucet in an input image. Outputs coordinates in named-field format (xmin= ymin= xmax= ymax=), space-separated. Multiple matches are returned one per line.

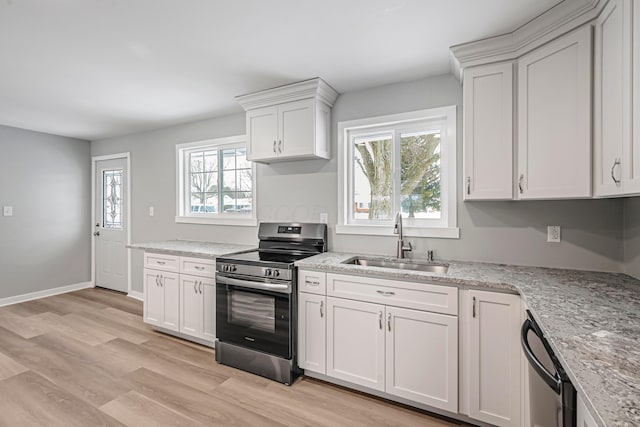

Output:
xmin=394 ymin=212 xmax=412 ymax=259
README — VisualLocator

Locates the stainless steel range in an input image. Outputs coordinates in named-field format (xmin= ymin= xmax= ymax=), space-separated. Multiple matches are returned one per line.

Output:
xmin=215 ymin=222 xmax=327 ymax=385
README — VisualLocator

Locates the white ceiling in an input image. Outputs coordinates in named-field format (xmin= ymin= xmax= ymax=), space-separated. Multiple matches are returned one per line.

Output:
xmin=0 ymin=0 xmax=562 ymax=141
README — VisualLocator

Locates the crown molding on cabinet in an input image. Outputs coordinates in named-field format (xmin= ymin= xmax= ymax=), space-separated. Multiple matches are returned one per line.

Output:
xmin=236 ymin=77 xmax=339 ymax=110
xmin=449 ymin=0 xmax=607 ymax=79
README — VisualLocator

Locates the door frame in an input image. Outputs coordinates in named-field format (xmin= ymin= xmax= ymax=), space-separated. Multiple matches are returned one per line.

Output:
xmin=91 ymin=153 xmax=132 ymax=296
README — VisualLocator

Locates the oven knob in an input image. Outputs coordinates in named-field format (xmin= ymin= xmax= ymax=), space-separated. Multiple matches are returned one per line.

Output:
xmin=265 ymin=268 xmax=272 ymax=277
xmin=272 ymin=269 xmax=280 ymax=277
xmin=231 ymin=265 xmax=237 ymax=272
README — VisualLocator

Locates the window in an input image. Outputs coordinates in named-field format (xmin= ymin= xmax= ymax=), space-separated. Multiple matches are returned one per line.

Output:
xmin=176 ymin=135 xmax=257 ymax=226
xmin=337 ymin=106 xmax=458 ymax=238
xmin=103 ymin=169 xmax=123 ymax=229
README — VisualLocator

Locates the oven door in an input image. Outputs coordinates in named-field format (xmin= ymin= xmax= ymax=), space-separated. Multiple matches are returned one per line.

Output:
xmin=216 ymin=274 xmax=291 ymax=359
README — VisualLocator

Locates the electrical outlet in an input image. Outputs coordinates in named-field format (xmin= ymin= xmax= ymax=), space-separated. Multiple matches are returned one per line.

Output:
xmin=320 ymin=212 xmax=328 ymax=224
xmin=547 ymin=226 xmax=561 ymax=243
xmin=3 ymin=206 xmax=12 ymax=217
xmin=149 ymin=206 xmax=154 ymax=217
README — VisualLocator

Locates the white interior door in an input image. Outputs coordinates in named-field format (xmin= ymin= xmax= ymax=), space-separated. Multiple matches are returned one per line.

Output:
xmin=95 ymin=157 xmax=128 ymax=293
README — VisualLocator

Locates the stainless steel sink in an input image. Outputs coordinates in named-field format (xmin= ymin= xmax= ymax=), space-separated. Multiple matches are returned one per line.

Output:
xmin=342 ymin=257 xmax=449 ymax=274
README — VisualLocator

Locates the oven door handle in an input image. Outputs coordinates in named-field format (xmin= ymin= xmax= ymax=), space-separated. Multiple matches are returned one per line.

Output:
xmin=216 ymin=275 xmax=292 ymax=294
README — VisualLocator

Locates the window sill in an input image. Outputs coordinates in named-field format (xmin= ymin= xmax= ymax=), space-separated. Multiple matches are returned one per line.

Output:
xmin=175 ymin=216 xmax=258 ymax=227
xmin=335 ymin=224 xmax=460 ymax=239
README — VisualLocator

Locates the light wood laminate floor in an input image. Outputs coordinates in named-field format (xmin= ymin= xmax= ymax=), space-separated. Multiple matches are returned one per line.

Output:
xmin=0 ymin=288 xmax=466 ymax=426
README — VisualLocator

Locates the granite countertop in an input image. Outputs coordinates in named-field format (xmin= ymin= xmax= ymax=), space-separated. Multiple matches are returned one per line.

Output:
xmin=128 ymin=240 xmax=256 ymax=258
xmin=296 ymin=252 xmax=640 ymax=427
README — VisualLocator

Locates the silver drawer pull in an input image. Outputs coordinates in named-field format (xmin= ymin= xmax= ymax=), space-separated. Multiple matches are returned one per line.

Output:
xmin=194 ymin=266 xmax=205 ymax=270
xmin=305 ymin=279 xmax=320 ymax=286
xmin=156 ymin=261 xmax=166 ymax=265
xmin=376 ymin=290 xmax=395 ymax=296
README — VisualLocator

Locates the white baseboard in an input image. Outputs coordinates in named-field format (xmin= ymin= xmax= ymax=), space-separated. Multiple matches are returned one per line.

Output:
xmin=128 ymin=290 xmax=144 ymax=301
xmin=0 ymin=281 xmax=93 ymax=308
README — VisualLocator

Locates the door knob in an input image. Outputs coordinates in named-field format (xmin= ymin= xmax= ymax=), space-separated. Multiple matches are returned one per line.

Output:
xmin=93 ymin=231 xmax=100 ymax=236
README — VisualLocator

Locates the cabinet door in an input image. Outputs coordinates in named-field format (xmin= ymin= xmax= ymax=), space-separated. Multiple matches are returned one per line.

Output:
xmin=629 ymin=0 xmax=640 ymax=194
xmin=463 ymin=62 xmax=513 ymax=200
xmin=278 ymin=99 xmax=315 ymax=158
xmin=143 ymin=269 xmax=163 ymax=327
xmin=594 ymin=0 xmax=632 ymax=196
xmin=298 ymin=293 xmax=326 ymax=374
xmin=467 ymin=290 xmax=521 ymax=427
xmin=247 ymin=106 xmax=279 ymax=161
xmin=577 ymin=393 xmax=599 ymax=427
xmin=180 ymin=274 xmax=203 ymax=337
xmin=517 ymin=26 xmax=592 ymax=199
xmin=160 ymin=272 xmax=180 ymax=331
xmin=326 ymin=297 xmax=385 ymax=391
xmin=202 ymin=281 xmax=216 ymax=342
xmin=386 ymin=306 xmax=458 ymax=412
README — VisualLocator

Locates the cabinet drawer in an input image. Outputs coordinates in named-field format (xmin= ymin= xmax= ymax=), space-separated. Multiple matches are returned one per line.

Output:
xmin=299 ymin=270 xmax=326 ymax=295
xmin=144 ymin=252 xmax=179 ymax=272
xmin=180 ymin=256 xmax=215 ymax=277
xmin=326 ymin=273 xmax=458 ymax=316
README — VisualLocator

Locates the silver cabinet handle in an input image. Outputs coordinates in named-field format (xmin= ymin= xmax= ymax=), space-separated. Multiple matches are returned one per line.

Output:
xmin=320 ymin=300 xmax=324 ymax=318
xmin=156 ymin=261 xmax=166 ymax=265
xmin=376 ymin=290 xmax=395 ymax=296
xmin=305 ymin=279 xmax=320 ymax=286
xmin=273 ymin=140 xmax=276 ymax=153
xmin=472 ymin=296 xmax=476 ymax=318
xmin=159 ymin=275 xmax=163 ymax=287
xmin=378 ymin=311 xmax=383 ymax=330
xmin=518 ymin=174 xmax=524 ymax=194
xmin=466 ymin=176 xmax=471 ymax=195
xmin=611 ymin=158 xmax=621 ymax=186
xmin=194 ymin=281 xmax=197 ymax=293
xmin=387 ymin=313 xmax=392 ymax=332
xmin=194 ymin=266 xmax=205 ymax=271
xmin=278 ymin=140 xmax=282 ymax=153
xmin=199 ymin=282 xmax=203 ymax=294
xmin=155 ymin=274 xmax=160 ymax=287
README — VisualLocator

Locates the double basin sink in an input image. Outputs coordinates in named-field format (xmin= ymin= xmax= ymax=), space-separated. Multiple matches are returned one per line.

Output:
xmin=342 ymin=256 xmax=449 ymax=274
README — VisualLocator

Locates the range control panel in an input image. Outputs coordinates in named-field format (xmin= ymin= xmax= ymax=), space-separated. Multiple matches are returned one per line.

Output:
xmin=277 ymin=225 xmax=301 ymax=234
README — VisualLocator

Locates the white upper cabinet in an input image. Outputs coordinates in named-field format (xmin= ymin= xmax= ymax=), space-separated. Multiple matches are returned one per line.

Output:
xmin=463 ymin=62 xmax=513 ymax=200
xmin=594 ymin=0 xmax=632 ymax=196
xmin=237 ymin=78 xmax=338 ymax=163
xmin=632 ymin=0 xmax=640 ymax=194
xmin=517 ymin=25 xmax=592 ymax=199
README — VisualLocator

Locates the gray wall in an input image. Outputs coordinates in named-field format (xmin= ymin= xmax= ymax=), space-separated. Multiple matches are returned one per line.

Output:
xmin=92 ymin=74 xmax=625 ymax=293
xmin=624 ymin=197 xmax=640 ymax=279
xmin=0 ymin=125 xmax=91 ymax=299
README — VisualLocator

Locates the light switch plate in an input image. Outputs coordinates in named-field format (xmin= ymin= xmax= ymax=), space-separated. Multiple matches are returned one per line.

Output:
xmin=547 ymin=226 xmax=561 ymax=243
xmin=149 ymin=206 xmax=154 ymax=217
xmin=3 ymin=206 xmax=13 ymax=217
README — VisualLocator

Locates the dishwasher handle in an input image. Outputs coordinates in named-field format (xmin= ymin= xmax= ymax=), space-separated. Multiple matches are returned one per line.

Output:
xmin=521 ymin=318 xmax=562 ymax=394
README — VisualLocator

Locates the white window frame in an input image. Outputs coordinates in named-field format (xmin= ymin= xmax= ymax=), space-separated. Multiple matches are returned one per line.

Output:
xmin=175 ymin=135 xmax=257 ymax=226
xmin=337 ymin=106 xmax=458 ymax=238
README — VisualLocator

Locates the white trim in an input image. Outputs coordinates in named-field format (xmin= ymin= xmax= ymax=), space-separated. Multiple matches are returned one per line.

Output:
xmin=235 ymin=77 xmax=339 ymax=110
xmin=91 ymin=152 xmax=132 ymax=295
xmin=450 ymin=0 xmax=606 ymax=79
xmin=127 ymin=290 xmax=144 ymax=301
xmin=174 ymin=215 xmax=258 ymax=226
xmin=175 ymin=135 xmax=257 ymax=225
xmin=337 ymin=106 xmax=458 ymax=239
xmin=0 ymin=282 xmax=93 ymax=308
xmin=335 ymin=225 xmax=460 ymax=239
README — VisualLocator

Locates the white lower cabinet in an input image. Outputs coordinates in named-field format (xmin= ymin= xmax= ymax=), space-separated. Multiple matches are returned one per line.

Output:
xmin=463 ymin=290 xmax=522 ymax=427
xmin=298 ymin=269 xmax=458 ymax=414
xmin=386 ymin=306 xmax=458 ymax=411
xmin=179 ymin=274 xmax=216 ymax=341
xmin=326 ymin=297 xmax=386 ymax=391
xmin=298 ymin=292 xmax=326 ymax=374
xmin=143 ymin=253 xmax=216 ymax=344
xmin=143 ymin=268 xmax=179 ymax=331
